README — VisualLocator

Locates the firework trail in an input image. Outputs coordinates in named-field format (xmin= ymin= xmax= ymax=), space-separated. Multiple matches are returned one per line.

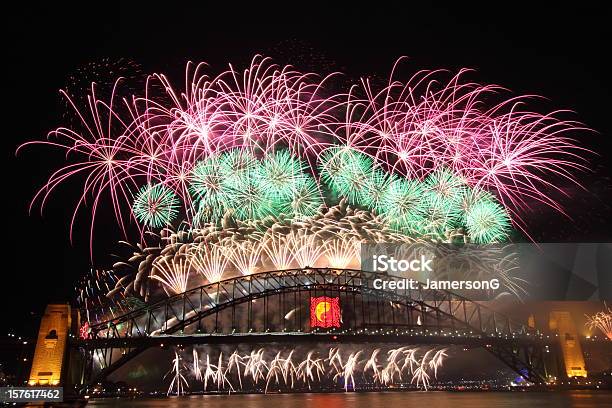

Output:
xmin=288 ymin=230 xmax=326 ymax=268
xmin=226 ymin=350 xmax=246 ymax=389
xmin=327 ymin=347 xmax=343 ymax=374
xmin=76 ymin=269 xmax=126 ymax=323
xmin=363 ymin=349 xmax=382 ymax=383
xmin=178 ymin=346 xmax=447 ymax=393
xmin=429 ymin=348 xmax=448 ymax=378
xmin=585 ymin=304 xmax=612 ymax=340
xmin=164 ymin=351 xmax=189 ymax=396
xmin=296 ymin=351 xmax=325 ymax=389
xmin=202 ymin=354 xmax=216 ymax=391
xmin=265 ymin=351 xmax=298 ymax=393
xmin=192 ymin=348 xmax=203 ymax=382
xmin=324 ymin=237 xmax=360 ymax=269
xmin=189 ymin=242 xmax=230 ymax=283
xmin=411 ymin=349 xmax=433 ymax=391
xmin=151 ymin=256 xmax=191 ymax=295
xmin=262 ymin=232 xmax=294 ymax=270
xmin=243 ymin=349 xmax=268 ymax=383
xmin=225 ymin=238 xmax=264 ymax=275
xmin=338 ymin=350 xmax=362 ymax=391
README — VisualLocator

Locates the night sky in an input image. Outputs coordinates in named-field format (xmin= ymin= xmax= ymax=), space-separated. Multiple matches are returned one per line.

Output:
xmin=6 ymin=4 xmax=612 ymax=336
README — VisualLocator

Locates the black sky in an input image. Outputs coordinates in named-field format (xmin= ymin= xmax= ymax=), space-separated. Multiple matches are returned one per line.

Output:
xmin=5 ymin=3 xmax=612 ymax=335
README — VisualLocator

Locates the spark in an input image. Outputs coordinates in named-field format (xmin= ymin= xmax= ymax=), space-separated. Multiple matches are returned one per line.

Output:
xmin=189 ymin=243 xmax=230 ymax=283
xmin=323 ymin=236 xmax=360 ymax=269
xmin=585 ymin=304 xmax=612 ymax=340
xmin=164 ymin=351 xmax=189 ymax=396
xmin=151 ymin=256 xmax=191 ymax=295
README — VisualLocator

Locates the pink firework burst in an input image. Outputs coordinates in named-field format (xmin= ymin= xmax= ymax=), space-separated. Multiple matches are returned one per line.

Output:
xmin=18 ymin=56 xmax=591 ymax=253
xmin=17 ymin=81 xmax=148 ymax=254
xmin=339 ymin=59 xmax=590 ymax=231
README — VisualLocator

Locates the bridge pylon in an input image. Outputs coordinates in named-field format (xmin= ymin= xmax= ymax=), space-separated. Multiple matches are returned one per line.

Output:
xmin=549 ymin=311 xmax=588 ymax=378
xmin=27 ymin=304 xmax=73 ymax=387
xmin=27 ymin=304 xmax=89 ymax=399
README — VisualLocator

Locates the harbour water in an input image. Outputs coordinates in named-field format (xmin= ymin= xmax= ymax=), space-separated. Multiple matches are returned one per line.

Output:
xmin=87 ymin=390 xmax=612 ymax=408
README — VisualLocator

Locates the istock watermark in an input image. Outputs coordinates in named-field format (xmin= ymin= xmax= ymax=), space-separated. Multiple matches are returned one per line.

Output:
xmin=363 ymin=243 xmax=502 ymax=297
xmin=371 ymin=254 xmax=433 ymax=273
xmin=360 ymin=242 xmax=612 ymax=301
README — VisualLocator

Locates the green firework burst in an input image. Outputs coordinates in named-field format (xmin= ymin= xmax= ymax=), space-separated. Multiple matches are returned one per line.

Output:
xmin=281 ymin=174 xmax=323 ymax=219
xmin=319 ymin=147 xmax=373 ymax=205
xmin=257 ymin=149 xmax=307 ymax=199
xmin=219 ymin=149 xmax=258 ymax=189
xmin=361 ymin=169 xmax=397 ymax=211
xmin=420 ymin=168 xmax=465 ymax=233
xmin=379 ymin=178 xmax=426 ymax=233
xmin=419 ymin=195 xmax=460 ymax=238
xmin=133 ymin=183 xmax=180 ymax=228
xmin=464 ymin=199 xmax=511 ymax=243
xmin=424 ymin=168 xmax=465 ymax=205
xmin=457 ymin=187 xmax=496 ymax=224
xmin=189 ymin=155 xmax=234 ymax=221
xmin=230 ymin=176 xmax=276 ymax=220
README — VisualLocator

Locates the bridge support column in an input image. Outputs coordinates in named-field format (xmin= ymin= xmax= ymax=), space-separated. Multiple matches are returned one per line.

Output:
xmin=27 ymin=304 xmax=72 ymax=387
xmin=549 ymin=311 xmax=588 ymax=379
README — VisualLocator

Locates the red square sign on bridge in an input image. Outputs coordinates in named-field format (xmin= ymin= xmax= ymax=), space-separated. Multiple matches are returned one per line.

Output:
xmin=310 ymin=296 xmax=341 ymax=328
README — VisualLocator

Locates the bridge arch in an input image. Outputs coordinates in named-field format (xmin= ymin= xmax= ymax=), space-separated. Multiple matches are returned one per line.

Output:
xmin=80 ymin=268 xmax=552 ymax=387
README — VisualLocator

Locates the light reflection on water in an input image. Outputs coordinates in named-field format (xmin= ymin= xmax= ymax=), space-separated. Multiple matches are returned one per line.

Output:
xmin=88 ymin=391 xmax=612 ymax=408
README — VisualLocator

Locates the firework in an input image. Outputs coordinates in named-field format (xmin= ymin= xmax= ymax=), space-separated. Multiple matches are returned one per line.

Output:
xmin=411 ymin=349 xmax=433 ymax=390
xmin=585 ymin=305 xmax=612 ymax=340
xmin=262 ymin=232 xmax=294 ymax=270
xmin=76 ymin=269 xmax=125 ymax=323
xmin=378 ymin=178 xmax=426 ymax=233
xmin=323 ymin=236 xmax=360 ymax=269
xmin=109 ymin=202 xmax=424 ymax=301
xmin=319 ymin=147 xmax=373 ymax=205
xmin=226 ymin=351 xmax=246 ymax=388
xmin=464 ymin=199 xmax=512 ymax=244
xmin=428 ymin=348 xmax=448 ymax=378
xmin=190 ymin=154 xmax=233 ymax=222
xmin=219 ymin=149 xmax=258 ymax=186
xmin=424 ymin=168 xmax=465 ymax=206
xmin=363 ymin=349 xmax=381 ymax=383
xmin=133 ymin=184 xmax=180 ymax=228
xmin=192 ymin=349 xmax=203 ymax=382
xmin=231 ymin=176 xmax=277 ymax=221
xmin=457 ymin=187 xmax=497 ymax=223
xmin=257 ymin=149 xmax=307 ymax=199
xmin=361 ymin=169 xmax=396 ymax=211
xmin=151 ymin=257 xmax=191 ymax=295
xmin=165 ymin=351 xmax=189 ymax=396
xmin=189 ymin=243 xmax=230 ymax=283
xmin=281 ymin=174 xmax=323 ymax=219
xmin=289 ymin=231 xmax=326 ymax=268
xmin=202 ymin=354 xmax=216 ymax=391
xmin=295 ymin=351 xmax=325 ymax=389
xmin=173 ymin=345 xmax=448 ymax=393
xmin=339 ymin=351 xmax=362 ymax=391
xmin=19 ymin=56 xmax=588 ymax=255
xmin=266 ymin=351 xmax=297 ymax=392
xmin=225 ymin=238 xmax=264 ymax=275
xmin=243 ymin=349 xmax=268 ymax=383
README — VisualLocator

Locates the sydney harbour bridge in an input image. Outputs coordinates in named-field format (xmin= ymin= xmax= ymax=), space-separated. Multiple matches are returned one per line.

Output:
xmin=45 ymin=267 xmax=561 ymax=392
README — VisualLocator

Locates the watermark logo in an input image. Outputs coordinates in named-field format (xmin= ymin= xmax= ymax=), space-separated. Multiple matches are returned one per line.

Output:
xmin=372 ymin=254 xmax=433 ymax=273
